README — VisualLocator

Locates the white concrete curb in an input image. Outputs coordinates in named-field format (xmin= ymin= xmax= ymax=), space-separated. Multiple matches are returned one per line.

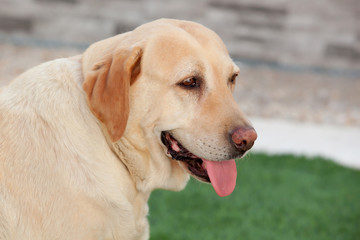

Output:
xmin=250 ymin=118 xmax=360 ymax=170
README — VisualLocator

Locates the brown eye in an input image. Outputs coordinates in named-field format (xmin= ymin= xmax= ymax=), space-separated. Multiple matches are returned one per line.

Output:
xmin=180 ymin=77 xmax=199 ymax=88
xmin=230 ymin=73 xmax=238 ymax=84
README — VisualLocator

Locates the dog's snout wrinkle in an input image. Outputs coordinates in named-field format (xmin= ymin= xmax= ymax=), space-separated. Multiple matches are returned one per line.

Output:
xmin=192 ymin=137 xmax=241 ymax=161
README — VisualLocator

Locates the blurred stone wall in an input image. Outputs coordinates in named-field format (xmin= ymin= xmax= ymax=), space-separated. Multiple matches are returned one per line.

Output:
xmin=0 ymin=0 xmax=359 ymax=72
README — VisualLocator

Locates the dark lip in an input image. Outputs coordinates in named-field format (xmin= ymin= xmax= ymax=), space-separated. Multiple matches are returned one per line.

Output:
xmin=161 ymin=131 xmax=210 ymax=182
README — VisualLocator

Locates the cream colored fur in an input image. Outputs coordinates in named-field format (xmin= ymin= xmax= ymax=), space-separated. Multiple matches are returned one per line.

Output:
xmin=0 ymin=19 xmax=251 ymax=239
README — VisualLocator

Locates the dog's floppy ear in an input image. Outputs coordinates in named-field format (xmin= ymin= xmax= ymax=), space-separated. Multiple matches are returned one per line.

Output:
xmin=83 ymin=46 xmax=142 ymax=142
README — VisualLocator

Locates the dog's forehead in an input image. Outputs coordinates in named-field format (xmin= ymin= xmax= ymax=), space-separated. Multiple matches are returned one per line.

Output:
xmin=176 ymin=22 xmax=228 ymax=52
xmin=142 ymin=23 xmax=236 ymax=81
xmin=137 ymin=19 xmax=227 ymax=51
xmin=150 ymin=23 xmax=227 ymax=55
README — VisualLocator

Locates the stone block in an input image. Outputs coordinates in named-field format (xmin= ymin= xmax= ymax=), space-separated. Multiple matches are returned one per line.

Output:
xmin=35 ymin=0 xmax=77 ymax=4
xmin=325 ymin=44 xmax=360 ymax=61
xmin=209 ymin=1 xmax=288 ymax=17
xmin=115 ymin=22 xmax=138 ymax=35
xmin=0 ymin=16 xmax=33 ymax=32
xmin=32 ymin=16 xmax=115 ymax=44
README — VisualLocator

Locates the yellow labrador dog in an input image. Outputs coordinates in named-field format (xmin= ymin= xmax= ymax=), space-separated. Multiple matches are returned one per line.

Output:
xmin=0 ymin=19 xmax=257 ymax=239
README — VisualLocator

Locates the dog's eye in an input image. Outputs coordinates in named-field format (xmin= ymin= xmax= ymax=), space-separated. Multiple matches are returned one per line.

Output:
xmin=230 ymin=73 xmax=238 ymax=84
xmin=180 ymin=77 xmax=199 ymax=88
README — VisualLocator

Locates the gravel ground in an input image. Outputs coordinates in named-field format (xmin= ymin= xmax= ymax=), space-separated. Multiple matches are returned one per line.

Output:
xmin=1 ymin=43 xmax=359 ymax=127
xmin=235 ymin=66 xmax=360 ymax=127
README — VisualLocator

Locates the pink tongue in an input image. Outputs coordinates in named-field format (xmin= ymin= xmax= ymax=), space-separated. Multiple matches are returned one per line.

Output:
xmin=202 ymin=159 xmax=237 ymax=197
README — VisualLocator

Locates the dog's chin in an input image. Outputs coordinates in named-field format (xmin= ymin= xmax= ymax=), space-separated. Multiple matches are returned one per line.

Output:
xmin=160 ymin=131 xmax=210 ymax=183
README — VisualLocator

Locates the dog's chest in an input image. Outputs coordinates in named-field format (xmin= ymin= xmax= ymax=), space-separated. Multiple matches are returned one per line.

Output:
xmin=98 ymin=194 xmax=150 ymax=240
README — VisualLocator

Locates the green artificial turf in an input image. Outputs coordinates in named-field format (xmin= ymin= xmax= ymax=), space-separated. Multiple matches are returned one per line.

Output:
xmin=148 ymin=153 xmax=360 ymax=240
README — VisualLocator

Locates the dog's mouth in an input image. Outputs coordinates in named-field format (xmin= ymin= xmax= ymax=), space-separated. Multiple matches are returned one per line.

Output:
xmin=161 ymin=131 xmax=237 ymax=197
xmin=161 ymin=131 xmax=210 ymax=182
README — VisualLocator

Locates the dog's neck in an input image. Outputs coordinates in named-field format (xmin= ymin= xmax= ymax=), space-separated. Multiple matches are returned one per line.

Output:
xmin=112 ymin=139 xmax=148 ymax=190
xmin=108 ymin=131 xmax=189 ymax=194
xmin=100 ymin=124 xmax=150 ymax=193
xmin=94 ymin=106 xmax=190 ymax=194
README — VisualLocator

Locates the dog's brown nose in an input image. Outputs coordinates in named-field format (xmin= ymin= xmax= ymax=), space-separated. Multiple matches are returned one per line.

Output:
xmin=231 ymin=126 xmax=257 ymax=153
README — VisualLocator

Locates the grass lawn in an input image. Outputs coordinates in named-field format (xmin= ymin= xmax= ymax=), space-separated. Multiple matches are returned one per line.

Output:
xmin=148 ymin=153 xmax=360 ymax=240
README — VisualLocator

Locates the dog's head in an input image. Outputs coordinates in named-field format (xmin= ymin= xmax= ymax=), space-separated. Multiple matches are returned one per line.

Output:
xmin=82 ymin=19 xmax=257 ymax=196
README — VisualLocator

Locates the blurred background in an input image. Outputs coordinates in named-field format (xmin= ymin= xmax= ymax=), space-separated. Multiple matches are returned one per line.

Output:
xmin=0 ymin=0 xmax=359 ymax=125
xmin=1 ymin=0 xmax=359 ymax=125
xmin=1 ymin=0 xmax=359 ymax=166
xmin=0 ymin=0 xmax=359 ymax=239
